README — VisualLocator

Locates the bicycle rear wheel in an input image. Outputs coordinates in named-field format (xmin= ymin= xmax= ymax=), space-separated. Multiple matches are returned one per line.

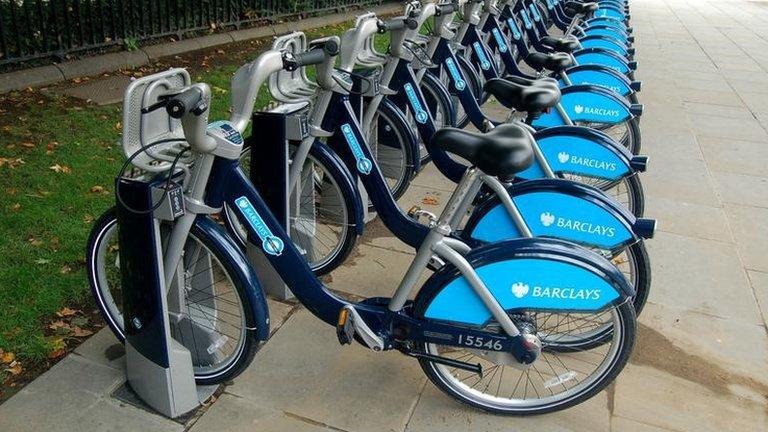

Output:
xmin=413 ymin=296 xmax=636 ymax=415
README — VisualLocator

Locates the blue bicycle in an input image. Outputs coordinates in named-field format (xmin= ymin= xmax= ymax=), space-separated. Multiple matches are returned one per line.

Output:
xmin=92 ymin=55 xmax=638 ymax=414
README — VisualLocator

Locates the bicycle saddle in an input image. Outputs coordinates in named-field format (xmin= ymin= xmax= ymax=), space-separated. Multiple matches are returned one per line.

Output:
xmin=565 ymin=1 xmax=599 ymax=14
xmin=430 ymin=124 xmax=534 ymax=177
xmin=483 ymin=78 xmax=561 ymax=112
xmin=504 ymin=75 xmax=559 ymax=90
xmin=526 ymin=52 xmax=575 ymax=72
xmin=540 ymin=36 xmax=582 ymax=53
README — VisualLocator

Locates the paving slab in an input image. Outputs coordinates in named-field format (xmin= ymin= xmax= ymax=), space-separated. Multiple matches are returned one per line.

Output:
xmin=643 ymin=196 xmax=732 ymax=242
xmin=613 ymin=364 xmax=768 ymax=432
xmin=0 ymin=65 xmax=64 ymax=93
xmin=0 ymin=355 xmax=136 ymax=431
xmin=57 ymin=50 xmax=150 ymax=79
xmin=610 ymin=417 xmax=675 ymax=432
xmin=73 ymin=326 xmax=125 ymax=371
xmin=60 ymin=75 xmax=133 ymax=105
xmin=687 ymin=113 xmax=768 ymax=142
xmin=226 ymin=309 xmax=426 ymax=432
xmin=328 ymin=242 xmax=424 ymax=299
xmin=406 ymin=384 xmax=611 ymax=432
xmin=747 ymin=270 xmax=768 ymax=328
xmin=189 ymin=394 xmax=336 ymax=432
xmin=643 ymin=231 xmax=761 ymax=323
xmin=697 ymin=135 xmax=768 ymax=177
xmin=636 ymin=302 xmax=768 ymax=386
xmin=711 ymin=170 xmax=768 ymax=208
xmin=724 ymin=203 xmax=768 ymax=272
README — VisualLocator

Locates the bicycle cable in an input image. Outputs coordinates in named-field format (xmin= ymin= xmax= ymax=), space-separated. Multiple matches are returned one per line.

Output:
xmin=114 ymin=138 xmax=190 ymax=215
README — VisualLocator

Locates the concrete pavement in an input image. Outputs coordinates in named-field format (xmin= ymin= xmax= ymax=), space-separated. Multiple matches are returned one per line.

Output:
xmin=2 ymin=0 xmax=768 ymax=430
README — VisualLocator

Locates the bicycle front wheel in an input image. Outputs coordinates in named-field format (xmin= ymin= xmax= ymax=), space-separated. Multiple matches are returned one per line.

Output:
xmin=224 ymin=143 xmax=359 ymax=275
xmin=86 ymin=209 xmax=261 ymax=384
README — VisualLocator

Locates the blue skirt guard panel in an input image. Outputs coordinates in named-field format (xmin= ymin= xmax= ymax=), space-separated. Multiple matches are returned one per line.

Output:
xmin=558 ymin=65 xmax=633 ymax=96
xmin=421 ymin=238 xmax=631 ymax=326
xmin=572 ymin=48 xmax=631 ymax=74
xmin=579 ymin=36 xmax=629 ymax=57
xmin=532 ymin=84 xmax=633 ymax=128
xmin=595 ymin=8 xmax=626 ymax=21
xmin=465 ymin=179 xmax=637 ymax=250
xmin=583 ymin=26 xmax=630 ymax=43
xmin=517 ymin=126 xmax=633 ymax=181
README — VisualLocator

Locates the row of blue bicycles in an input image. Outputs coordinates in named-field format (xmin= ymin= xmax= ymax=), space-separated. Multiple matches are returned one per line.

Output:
xmin=86 ymin=0 xmax=654 ymax=415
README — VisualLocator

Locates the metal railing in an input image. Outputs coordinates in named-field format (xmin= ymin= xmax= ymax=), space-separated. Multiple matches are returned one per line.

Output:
xmin=0 ymin=0 xmax=389 ymax=67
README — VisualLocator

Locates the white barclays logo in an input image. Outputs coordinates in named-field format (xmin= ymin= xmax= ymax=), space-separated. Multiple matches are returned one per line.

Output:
xmin=540 ymin=211 xmax=556 ymax=227
xmin=573 ymin=104 xmax=621 ymax=118
xmin=557 ymin=151 xmax=617 ymax=171
xmin=511 ymin=281 xmax=602 ymax=300
xmin=511 ymin=282 xmax=530 ymax=298
xmin=581 ymin=81 xmax=622 ymax=93
xmin=539 ymin=211 xmax=616 ymax=237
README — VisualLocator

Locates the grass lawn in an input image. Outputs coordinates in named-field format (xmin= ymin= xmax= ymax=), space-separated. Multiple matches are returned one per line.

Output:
xmin=0 ymin=18 xmax=391 ymax=395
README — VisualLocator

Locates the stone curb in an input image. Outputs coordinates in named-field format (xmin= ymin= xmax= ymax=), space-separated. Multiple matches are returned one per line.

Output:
xmin=0 ymin=3 xmax=401 ymax=95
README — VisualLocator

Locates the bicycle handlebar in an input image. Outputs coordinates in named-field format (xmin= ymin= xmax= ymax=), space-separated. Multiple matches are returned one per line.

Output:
xmin=166 ymin=87 xmax=207 ymax=119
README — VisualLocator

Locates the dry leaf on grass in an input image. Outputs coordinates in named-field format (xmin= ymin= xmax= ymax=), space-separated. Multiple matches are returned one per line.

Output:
xmin=49 ymin=164 xmax=72 ymax=174
xmin=56 ymin=307 xmax=78 ymax=317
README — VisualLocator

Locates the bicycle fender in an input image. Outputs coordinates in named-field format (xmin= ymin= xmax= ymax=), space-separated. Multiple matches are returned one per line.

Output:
xmin=558 ymin=64 xmax=634 ymax=96
xmin=533 ymin=84 xmax=633 ymax=128
xmin=420 ymin=238 xmax=634 ymax=325
xmin=195 ymin=216 xmax=271 ymax=341
xmin=310 ymin=139 xmax=366 ymax=235
xmin=579 ymin=35 xmax=630 ymax=57
xmin=583 ymin=25 xmax=630 ymax=42
xmin=464 ymin=178 xmax=641 ymax=250
xmin=515 ymin=125 xmax=635 ymax=181
xmin=573 ymin=47 xmax=632 ymax=74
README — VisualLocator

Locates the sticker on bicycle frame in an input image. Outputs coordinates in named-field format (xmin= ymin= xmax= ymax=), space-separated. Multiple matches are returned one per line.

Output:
xmin=234 ymin=196 xmax=285 ymax=256
xmin=529 ymin=4 xmax=542 ymax=22
xmin=445 ymin=58 xmax=467 ymax=90
xmin=520 ymin=10 xmax=533 ymax=29
xmin=491 ymin=28 xmax=508 ymax=53
xmin=404 ymin=83 xmax=429 ymax=124
xmin=507 ymin=18 xmax=522 ymax=40
xmin=340 ymin=123 xmax=373 ymax=175
xmin=473 ymin=42 xmax=491 ymax=70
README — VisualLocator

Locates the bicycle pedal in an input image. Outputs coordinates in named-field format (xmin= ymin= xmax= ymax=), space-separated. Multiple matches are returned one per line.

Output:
xmin=336 ymin=308 xmax=355 ymax=345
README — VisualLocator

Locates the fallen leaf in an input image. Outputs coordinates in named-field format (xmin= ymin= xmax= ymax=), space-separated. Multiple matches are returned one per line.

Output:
xmin=49 ymin=320 xmax=69 ymax=331
xmin=10 ymin=203 xmax=20 ymax=211
xmin=114 ymin=121 xmax=122 ymax=130
xmin=83 ymin=214 xmax=94 ymax=223
xmin=49 ymin=337 xmax=66 ymax=351
xmin=421 ymin=196 xmax=439 ymax=206
xmin=20 ymin=142 xmax=35 ymax=148
xmin=72 ymin=327 xmax=93 ymax=338
xmin=56 ymin=307 xmax=78 ymax=317
xmin=5 ymin=361 xmax=22 ymax=376
xmin=28 ymin=237 xmax=43 ymax=247
xmin=49 ymin=164 xmax=72 ymax=174
xmin=35 ymin=258 xmax=51 ymax=265
xmin=48 ymin=348 xmax=67 ymax=359
xmin=59 ymin=265 xmax=72 ymax=274
xmin=90 ymin=185 xmax=105 ymax=194
xmin=0 ymin=351 xmax=15 ymax=364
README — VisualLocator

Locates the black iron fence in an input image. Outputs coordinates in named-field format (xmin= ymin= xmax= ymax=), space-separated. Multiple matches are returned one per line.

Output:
xmin=0 ymin=0 xmax=388 ymax=67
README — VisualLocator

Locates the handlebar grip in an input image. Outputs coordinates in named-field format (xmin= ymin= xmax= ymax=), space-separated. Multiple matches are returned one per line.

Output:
xmin=435 ymin=3 xmax=459 ymax=16
xmin=292 ymin=48 xmax=327 ymax=68
xmin=166 ymin=87 xmax=204 ymax=119
xmin=378 ymin=18 xmax=418 ymax=33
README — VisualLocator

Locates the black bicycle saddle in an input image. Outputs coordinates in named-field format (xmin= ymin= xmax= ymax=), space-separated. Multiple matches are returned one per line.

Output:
xmin=430 ymin=124 xmax=534 ymax=177
xmin=526 ymin=52 xmax=575 ymax=72
xmin=483 ymin=78 xmax=561 ymax=112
